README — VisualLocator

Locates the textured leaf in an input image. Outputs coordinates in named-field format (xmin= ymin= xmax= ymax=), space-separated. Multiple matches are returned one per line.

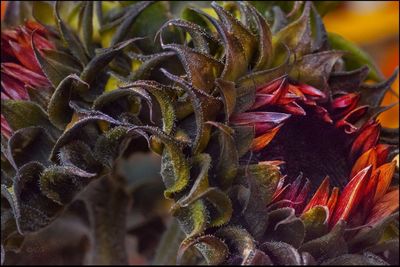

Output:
xmin=42 ymin=49 xmax=83 ymax=75
xmin=80 ymin=1 xmax=95 ymax=57
xmin=242 ymin=249 xmax=273 ymax=265
xmin=130 ymin=126 xmax=190 ymax=198
xmin=274 ymin=2 xmax=312 ymax=57
xmin=235 ymin=44 xmax=290 ymax=113
xmin=159 ymin=18 xmax=218 ymax=54
xmin=55 ymin=1 xmax=89 ymax=65
xmin=188 ymin=5 xmax=248 ymax=82
xmin=30 ymin=1 xmax=55 ymax=26
xmin=241 ymin=2 xmax=273 ymax=71
xmin=32 ymin=38 xmax=73 ymax=88
xmin=310 ymin=3 xmax=329 ymax=52
xmin=290 ymin=50 xmax=344 ymax=93
xmin=58 ymin=140 xmax=101 ymax=173
xmin=177 ymin=235 xmax=228 ymax=265
xmin=260 ymin=241 xmax=302 ymax=265
xmin=329 ymin=66 xmax=370 ymax=93
xmin=215 ymin=79 xmax=236 ymax=122
xmin=48 ymin=74 xmax=89 ymax=129
xmin=265 ymin=207 xmax=305 ymax=248
xmin=79 ymin=38 xmax=140 ymax=99
xmin=26 ymin=85 xmax=53 ymax=111
xmin=92 ymin=85 xmax=152 ymax=121
xmin=212 ymin=2 xmax=257 ymax=80
xmin=39 ymin=165 xmax=96 ymax=205
xmin=12 ymin=162 xmax=62 ymax=234
xmin=94 ymin=126 xmax=131 ymax=168
xmin=216 ymin=226 xmax=256 ymax=262
xmin=349 ymin=212 xmax=399 ymax=252
xmin=50 ymin=111 xmax=123 ymax=162
xmin=271 ymin=6 xmax=288 ymax=33
xmin=161 ymin=44 xmax=223 ymax=94
xmin=127 ymin=52 xmax=175 ymax=81
xmin=364 ymin=239 xmax=399 ymax=265
xmin=359 ymin=68 xmax=399 ymax=108
xmin=237 ymin=164 xmax=281 ymax=239
xmin=232 ymin=125 xmax=255 ymax=157
xmin=321 ymin=253 xmax=389 ymax=265
xmin=7 ymin=127 xmax=54 ymax=168
xmin=175 ymin=200 xmax=209 ymax=239
xmin=161 ymin=69 xmax=221 ymax=154
xmin=173 ymin=153 xmax=211 ymax=208
xmin=1 ymin=100 xmax=55 ymax=136
xmin=299 ymin=220 xmax=348 ymax=261
xmin=204 ymin=188 xmax=233 ymax=227
xmin=110 ymin=1 xmax=155 ymax=46
xmin=300 ymin=205 xmax=329 ymax=241
xmin=123 ymin=80 xmax=176 ymax=134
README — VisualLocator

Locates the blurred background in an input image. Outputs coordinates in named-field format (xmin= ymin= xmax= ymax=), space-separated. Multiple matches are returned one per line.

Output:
xmin=323 ymin=1 xmax=399 ymax=128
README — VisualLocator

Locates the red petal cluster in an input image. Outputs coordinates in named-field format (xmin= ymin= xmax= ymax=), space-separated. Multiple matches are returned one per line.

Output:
xmin=1 ymin=21 xmax=53 ymax=138
xmin=231 ymin=76 xmax=329 ymax=151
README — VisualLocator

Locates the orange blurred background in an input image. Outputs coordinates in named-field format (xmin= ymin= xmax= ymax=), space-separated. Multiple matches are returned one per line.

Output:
xmin=324 ymin=1 xmax=399 ymax=128
xmin=1 ymin=1 xmax=399 ymax=127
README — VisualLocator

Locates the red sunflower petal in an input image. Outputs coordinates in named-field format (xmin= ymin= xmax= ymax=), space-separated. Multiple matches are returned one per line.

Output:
xmin=330 ymin=166 xmax=372 ymax=228
xmin=350 ymin=148 xmax=377 ymax=178
xmin=1 ymin=62 xmax=49 ymax=87
xmin=375 ymin=144 xmax=391 ymax=166
xmin=8 ymin=40 xmax=43 ymax=73
xmin=271 ymin=183 xmax=290 ymax=203
xmin=251 ymin=124 xmax=282 ymax=151
xmin=24 ymin=21 xmax=49 ymax=36
xmin=327 ymin=187 xmax=339 ymax=219
xmin=366 ymin=188 xmax=399 ymax=225
xmin=231 ymin=112 xmax=291 ymax=125
xmin=373 ymin=161 xmax=396 ymax=202
xmin=268 ymin=78 xmax=289 ymax=105
xmin=251 ymin=94 xmax=273 ymax=110
xmin=283 ymin=174 xmax=304 ymax=202
xmin=256 ymin=76 xmax=286 ymax=94
xmin=280 ymin=101 xmax=306 ymax=116
xmin=332 ymin=93 xmax=360 ymax=109
xmin=297 ymin=83 xmax=326 ymax=98
xmin=294 ymin=178 xmax=311 ymax=213
xmin=349 ymin=120 xmax=380 ymax=163
xmin=360 ymin=169 xmax=380 ymax=218
xmin=287 ymin=84 xmax=306 ymax=100
xmin=335 ymin=105 xmax=369 ymax=134
xmin=1 ymin=72 xmax=29 ymax=100
xmin=313 ymin=105 xmax=333 ymax=124
xmin=1 ymin=114 xmax=12 ymax=139
xmin=302 ymin=176 xmax=330 ymax=214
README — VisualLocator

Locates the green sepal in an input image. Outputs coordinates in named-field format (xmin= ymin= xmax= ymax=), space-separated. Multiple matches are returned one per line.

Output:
xmin=177 ymin=234 xmax=228 ymax=265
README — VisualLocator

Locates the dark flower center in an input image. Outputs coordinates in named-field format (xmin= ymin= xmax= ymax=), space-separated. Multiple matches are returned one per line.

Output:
xmin=257 ymin=114 xmax=351 ymax=191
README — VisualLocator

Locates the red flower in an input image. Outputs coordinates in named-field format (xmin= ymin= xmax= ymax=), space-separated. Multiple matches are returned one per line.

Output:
xmin=245 ymin=77 xmax=398 ymax=230
xmin=1 ymin=21 xmax=53 ymax=138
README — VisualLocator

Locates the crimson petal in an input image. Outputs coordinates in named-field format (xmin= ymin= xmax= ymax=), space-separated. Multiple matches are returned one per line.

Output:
xmin=303 ymin=176 xmax=330 ymax=214
xmin=330 ymin=166 xmax=372 ymax=228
